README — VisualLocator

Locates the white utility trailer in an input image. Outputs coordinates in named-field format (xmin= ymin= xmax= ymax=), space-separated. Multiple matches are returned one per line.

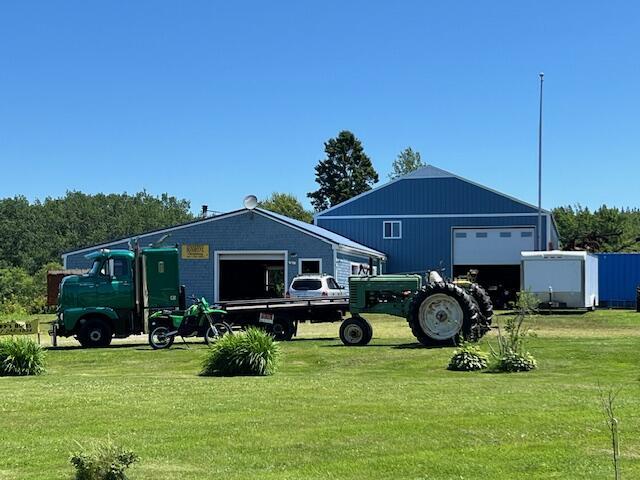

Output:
xmin=521 ymin=251 xmax=599 ymax=309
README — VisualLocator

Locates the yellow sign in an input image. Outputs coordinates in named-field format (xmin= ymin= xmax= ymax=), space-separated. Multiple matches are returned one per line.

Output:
xmin=0 ymin=320 xmax=39 ymax=336
xmin=181 ymin=244 xmax=210 ymax=260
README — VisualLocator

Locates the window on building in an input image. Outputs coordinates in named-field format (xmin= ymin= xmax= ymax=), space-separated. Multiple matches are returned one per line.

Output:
xmin=521 ymin=231 xmax=533 ymax=238
xmin=500 ymin=232 xmax=512 ymax=238
xmin=475 ymin=232 xmax=488 ymax=238
xmin=383 ymin=221 xmax=402 ymax=239
xmin=455 ymin=232 xmax=467 ymax=238
xmin=300 ymin=259 xmax=321 ymax=274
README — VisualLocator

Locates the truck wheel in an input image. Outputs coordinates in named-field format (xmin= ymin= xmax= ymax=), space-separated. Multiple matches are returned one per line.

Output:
xmin=408 ymin=282 xmax=479 ymax=347
xmin=149 ymin=326 xmax=175 ymax=349
xmin=271 ymin=319 xmax=295 ymax=341
xmin=78 ymin=319 xmax=112 ymax=348
xmin=204 ymin=322 xmax=233 ymax=345
xmin=339 ymin=316 xmax=372 ymax=346
xmin=469 ymin=283 xmax=493 ymax=326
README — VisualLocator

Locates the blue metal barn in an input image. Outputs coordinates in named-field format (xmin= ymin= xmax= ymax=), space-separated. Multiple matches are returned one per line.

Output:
xmin=63 ymin=208 xmax=385 ymax=302
xmin=315 ymin=165 xmax=560 ymax=292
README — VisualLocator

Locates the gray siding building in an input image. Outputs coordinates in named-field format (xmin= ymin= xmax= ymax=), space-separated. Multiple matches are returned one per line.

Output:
xmin=63 ymin=208 xmax=385 ymax=302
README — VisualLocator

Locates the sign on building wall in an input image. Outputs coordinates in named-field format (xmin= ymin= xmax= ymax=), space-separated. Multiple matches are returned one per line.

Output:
xmin=181 ymin=244 xmax=210 ymax=260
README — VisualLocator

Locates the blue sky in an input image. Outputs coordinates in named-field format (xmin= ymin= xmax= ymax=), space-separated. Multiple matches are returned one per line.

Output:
xmin=0 ymin=1 xmax=638 ymax=214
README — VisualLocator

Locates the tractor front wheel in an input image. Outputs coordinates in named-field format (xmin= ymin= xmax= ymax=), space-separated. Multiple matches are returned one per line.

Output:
xmin=339 ymin=316 xmax=372 ymax=346
xmin=408 ymin=282 xmax=479 ymax=347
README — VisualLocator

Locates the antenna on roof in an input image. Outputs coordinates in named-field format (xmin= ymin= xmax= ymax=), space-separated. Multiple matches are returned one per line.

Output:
xmin=243 ymin=195 xmax=258 ymax=210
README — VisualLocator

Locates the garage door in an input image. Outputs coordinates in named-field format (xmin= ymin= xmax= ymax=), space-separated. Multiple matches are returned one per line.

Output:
xmin=453 ymin=227 xmax=535 ymax=266
xmin=216 ymin=252 xmax=286 ymax=301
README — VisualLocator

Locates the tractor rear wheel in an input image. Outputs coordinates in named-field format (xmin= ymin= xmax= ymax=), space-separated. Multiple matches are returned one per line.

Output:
xmin=468 ymin=283 xmax=493 ymax=326
xmin=408 ymin=282 xmax=479 ymax=347
xmin=339 ymin=316 xmax=372 ymax=346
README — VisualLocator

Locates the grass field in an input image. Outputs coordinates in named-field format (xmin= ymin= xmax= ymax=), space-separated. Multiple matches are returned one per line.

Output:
xmin=1 ymin=310 xmax=639 ymax=479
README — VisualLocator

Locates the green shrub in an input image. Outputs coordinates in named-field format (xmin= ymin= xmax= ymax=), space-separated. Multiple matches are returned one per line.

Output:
xmin=448 ymin=342 xmax=488 ymax=371
xmin=494 ymin=348 xmax=537 ymax=372
xmin=70 ymin=440 xmax=139 ymax=480
xmin=0 ymin=336 xmax=46 ymax=376
xmin=201 ymin=327 xmax=280 ymax=377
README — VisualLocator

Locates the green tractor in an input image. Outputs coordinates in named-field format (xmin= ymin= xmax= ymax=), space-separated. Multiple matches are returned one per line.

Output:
xmin=340 ymin=270 xmax=493 ymax=347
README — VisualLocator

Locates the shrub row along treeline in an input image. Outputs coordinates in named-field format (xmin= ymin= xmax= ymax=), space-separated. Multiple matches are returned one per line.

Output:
xmin=0 ymin=191 xmax=193 ymax=314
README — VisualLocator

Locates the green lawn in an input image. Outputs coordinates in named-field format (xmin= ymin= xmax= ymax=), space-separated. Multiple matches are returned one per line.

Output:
xmin=1 ymin=310 xmax=639 ymax=479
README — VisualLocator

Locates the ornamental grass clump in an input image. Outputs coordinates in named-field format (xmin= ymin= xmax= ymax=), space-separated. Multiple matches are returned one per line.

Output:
xmin=0 ymin=336 xmax=46 ymax=376
xmin=448 ymin=341 xmax=488 ymax=371
xmin=490 ymin=290 xmax=538 ymax=373
xmin=70 ymin=440 xmax=139 ymax=480
xmin=201 ymin=327 xmax=280 ymax=376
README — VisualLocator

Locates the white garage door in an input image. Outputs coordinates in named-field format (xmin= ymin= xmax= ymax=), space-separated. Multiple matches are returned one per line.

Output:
xmin=453 ymin=227 xmax=535 ymax=265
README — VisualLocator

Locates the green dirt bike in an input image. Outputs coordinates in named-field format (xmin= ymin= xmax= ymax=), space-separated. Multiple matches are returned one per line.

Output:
xmin=148 ymin=296 xmax=232 ymax=349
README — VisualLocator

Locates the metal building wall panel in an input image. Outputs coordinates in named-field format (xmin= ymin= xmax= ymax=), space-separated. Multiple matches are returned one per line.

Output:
xmin=317 ymin=177 xmax=539 ymax=217
xmin=596 ymin=253 xmax=640 ymax=307
xmin=318 ymin=216 xmax=548 ymax=276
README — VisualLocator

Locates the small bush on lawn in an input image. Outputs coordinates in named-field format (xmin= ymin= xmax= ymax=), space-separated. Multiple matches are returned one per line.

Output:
xmin=70 ymin=440 xmax=139 ymax=480
xmin=0 ymin=336 xmax=46 ymax=376
xmin=448 ymin=341 xmax=488 ymax=371
xmin=494 ymin=348 xmax=537 ymax=372
xmin=489 ymin=291 xmax=538 ymax=373
xmin=201 ymin=327 xmax=280 ymax=377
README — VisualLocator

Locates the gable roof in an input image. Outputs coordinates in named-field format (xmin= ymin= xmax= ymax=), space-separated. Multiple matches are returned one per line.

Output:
xmin=62 ymin=207 xmax=386 ymax=260
xmin=315 ymin=164 xmax=551 ymax=218
xmin=256 ymin=208 xmax=385 ymax=258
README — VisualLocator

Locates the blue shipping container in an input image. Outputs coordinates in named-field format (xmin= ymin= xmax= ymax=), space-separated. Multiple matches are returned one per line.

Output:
xmin=596 ymin=253 xmax=640 ymax=308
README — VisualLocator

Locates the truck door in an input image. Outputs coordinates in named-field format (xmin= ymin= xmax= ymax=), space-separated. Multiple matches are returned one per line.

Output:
xmin=95 ymin=257 xmax=135 ymax=310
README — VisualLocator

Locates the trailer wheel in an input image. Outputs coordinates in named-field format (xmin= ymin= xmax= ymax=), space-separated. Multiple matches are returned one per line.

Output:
xmin=270 ymin=319 xmax=295 ymax=341
xmin=408 ymin=282 xmax=479 ymax=347
xmin=78 ymin=318 xmax=112 ymax=348
xmin=469 ymin=283 xmax=493 ymax=326
xmin=339 ymin=316 xmax=372 ymax=346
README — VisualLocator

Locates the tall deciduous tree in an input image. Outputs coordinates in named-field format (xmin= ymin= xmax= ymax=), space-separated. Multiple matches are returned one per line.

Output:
xmin=308 ymin=131 xmax=379 ymax=211
xmin=389 ymin=147 xmax=425 ymax=179
xmin=258 ymin=193 xmax=313 ymax=223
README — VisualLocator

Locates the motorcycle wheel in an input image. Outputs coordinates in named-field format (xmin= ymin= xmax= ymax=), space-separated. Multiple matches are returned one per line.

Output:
xmin=204 ymin=321 xmax=233 ymax=345
xmin=149 ymin=326 xmax=175 ymax=349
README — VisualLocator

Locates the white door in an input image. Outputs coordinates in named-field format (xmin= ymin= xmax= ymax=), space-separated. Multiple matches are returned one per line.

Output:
xmin=453 ymin=227 xmax=535 ymax=266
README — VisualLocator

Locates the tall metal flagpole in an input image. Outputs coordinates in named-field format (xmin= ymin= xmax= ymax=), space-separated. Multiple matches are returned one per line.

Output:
xmin=537 ymin=72 xmax=544 ymax=251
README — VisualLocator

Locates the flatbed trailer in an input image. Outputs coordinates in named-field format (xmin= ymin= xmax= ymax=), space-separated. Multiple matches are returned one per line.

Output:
xmin=217 ymin=296 xmax=350 ymax=341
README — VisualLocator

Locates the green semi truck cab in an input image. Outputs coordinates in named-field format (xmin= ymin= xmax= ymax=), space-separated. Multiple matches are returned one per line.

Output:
xmin=54 ymin=245 xmax=182 ymax=347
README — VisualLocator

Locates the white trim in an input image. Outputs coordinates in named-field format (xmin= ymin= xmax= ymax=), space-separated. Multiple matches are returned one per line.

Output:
xmin=319 ymin=213 xmax=544 ymax=220
xmin=214 ymin=250 xmax=288 ymax=303
xmin=298 ymin=258 xmax=323 ymax=275
xmin=314 ymin=163 xmax=551 ymax=219
xmin=383 ymin=220 xmax=402 ymax=239
xmin=336 ymin=244 xmax=386 ymax=260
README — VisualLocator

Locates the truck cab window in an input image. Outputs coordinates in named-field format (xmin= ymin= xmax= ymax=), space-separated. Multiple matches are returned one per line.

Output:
xmin=112 ymin=258 xmax=129 ymax=280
